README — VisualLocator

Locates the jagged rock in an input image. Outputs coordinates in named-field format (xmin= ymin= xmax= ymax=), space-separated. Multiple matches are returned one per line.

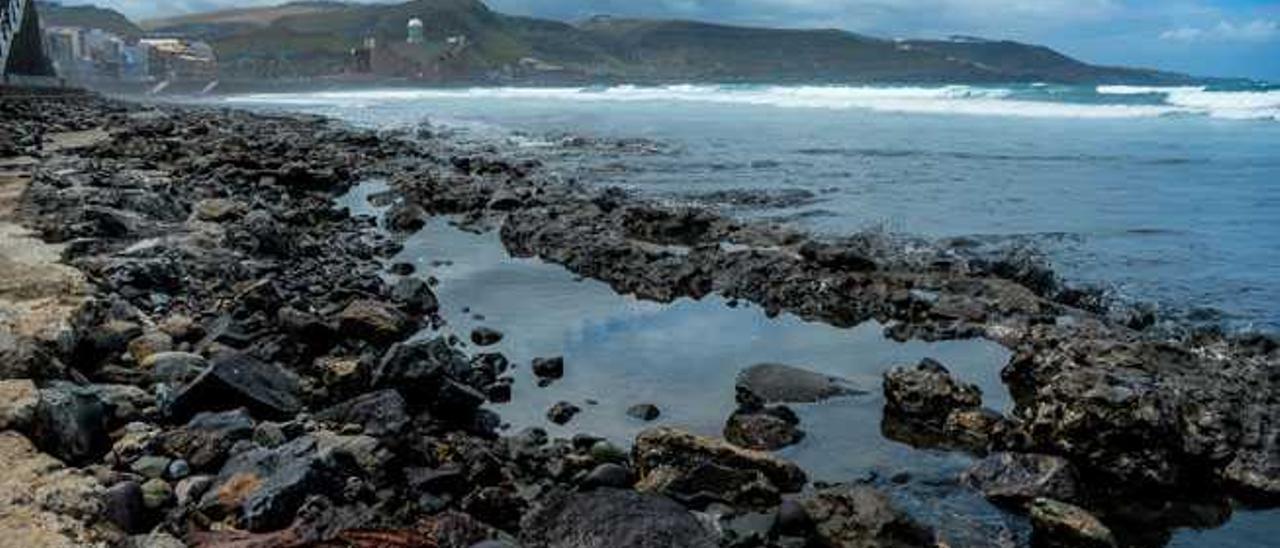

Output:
xmin=201 ymin=435 xmax=359 ymax=532
xmin=521 ymin=488 xmax=717 ymax=548
xmin=374 ymin=337 xmax=467 ymax=395
xmin=943 ymin=407 xmax=1009 ymax=451
xmin=391 ymin=276 xmax=439 ymax=313
xmin=103 ymin=481 xmax=146 ymax=534
xmin=798 ymin=240 xmax=877 ymax=272
xmin=1029 ymin=499 xmax=1117 ymax=548
xmin=30 ymin=383 xmax=110 ymax=465
xmin=167 ymin=352 xmax=301 ymax=421
xmin=471 ymin=327 xmax=504 ymax=347
xmin=724 ymin=407 xmax=805 ymax=451
xmin=127 ymin=331 xmax=173 ymax=364
xmin=547 ymin=401 xmax=581 ymax=425
xmin=158 ymin=409 xmax=254 ymax=471
xmin=75 ymin=319 xmax=143 ymax=369
xmin=883 ymin=358 xmax=982 ymax=422
xmin=0 ymin=379 xmax=39 ymax=431
xmin=736 ymin=363 xmax=863 ymax=404
xmin=964 ymin=453 xmax=1081 ymax=507
xmin=626 ymin=403 xmax=661 ymax=421
xmin=532 ymin=356 xmax=564 ymax=379
xmin=802 ymin=485 xmax=936 ymax=548
xmin=386 ymin=201 xmax=427 ymax=232
xmin=637 ymin=460 xmax=780 ymax=509
xmin=315 ymin=389 xmax=410 ymax=439
xmin=337 ymin=300 xmax=411 ymax=345
xmin=633 ymin=427 xmax=806 ymax=493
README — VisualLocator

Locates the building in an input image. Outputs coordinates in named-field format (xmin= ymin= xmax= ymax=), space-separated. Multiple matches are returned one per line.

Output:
xmin=140 ymin=38 xmax=216 ymax=82
xmin=407 ymin=18 xmax=424 ymax=44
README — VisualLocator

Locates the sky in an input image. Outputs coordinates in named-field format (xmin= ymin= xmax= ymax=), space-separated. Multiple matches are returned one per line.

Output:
xmin=62 ymin=0 xmax=1280 ymax=80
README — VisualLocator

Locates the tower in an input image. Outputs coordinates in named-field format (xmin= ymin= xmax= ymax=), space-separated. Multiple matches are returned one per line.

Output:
xmin=407 ymin=18 xmax=424 ymax=45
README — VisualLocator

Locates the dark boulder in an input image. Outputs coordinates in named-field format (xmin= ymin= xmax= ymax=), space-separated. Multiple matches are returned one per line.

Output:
xmin=167 ymin=352 xmax=302 ymax=421
xmin=30 ymin=383 xmax=110 ymax=465
xmin=724 ymin=407 xmax=805 ymax=451
xmin=471 ymin=327 xmax=504 ymax=347
xmin=520 ymin=488 xmax=717 ymax=548
xmin=385 ymin=202 xmax=427 ymax=232
xmin=736 ymin=363 xmax=863 ymax=404
xmin=314 ymin=389 xmax=410 ymax=439
xmin=102 ymin=481 xmax=147 ymax=534
xmin=1029 ymin=499 xmax=1117 ymax=548
xmin=373 ymin=337 xmax=469 ymax=402
xmin=547 ymin=401 xmax=581 ymax=425
xmin=626 ymin=403 xmax=661 ymax=422
xmin=337 ymin=300 xmax=412 ymax=345
xmin=532 ymin=357 xmax=565 ymax=380
xmin=883 ymin=358 xmax=982 ymax=422
xmin=391 ymin=277 xmax=439 ymax=314
xmin=963 ymin=453 xmax=1081 ymax=508
xmin=799 ymin=240 xmax=877 ymax=272
xmin=201 ymin=435 xmax=359 ymax=532
xmin=582 ymin=463 xmax=633 ymax=490
xmin=802 ymin=485 xmax=936 ymax=548
xmin=633 ymin=427 xmax=806 ymax=494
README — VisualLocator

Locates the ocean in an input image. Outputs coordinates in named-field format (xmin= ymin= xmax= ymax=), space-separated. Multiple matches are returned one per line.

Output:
xmin=224 ymin=83 xmax=1280 ymax=333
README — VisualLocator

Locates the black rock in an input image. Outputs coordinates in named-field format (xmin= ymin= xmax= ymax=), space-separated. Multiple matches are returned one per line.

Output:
xmin=532 ymin=357 xmax=565 ymax=380
xmin=315 ymin=390 xmax=410 ymax=439
xmin=389 ymin=262 xmax=416 ymax=276
xmin=486 ymin=380 xmax=513 ymax=404
xmin=626 ymin=403 xmax=661 ymax=422
xmin=520 ymin=488 xmax=717 ymax=548
xmin=391 ymin=276 xmax=439 ymax=314
xmin=158 ymin=408 xmax=255 ymax=471
xmin=102 ymin=480 xmax=147 ymax=534
xmin=773 ymin=499 xmax=813 ymax=536
xmin=31 ymin=383 xmax=110 ymax=465
xmin=436 ymin=378 xmax=488 ymax=419
xmin=883 ymin=358 xmax=982 ymax=423
xmin=373 ymin=337 xmax=467 ymax=400
xmin=736 ymin=363 xmax=864 ymax=405
xmin=385 ymin=201 xmax=427 ymax=232
xmin=963 ymin=452 xmax=1081 ymax=507
xmin=167 ymin=352 xmax=302 ymax=421
xmin=201 ymin=435 xmax=358 ymax=532
xmin=724 ymin=407 xmax=805 ymax=451
xmin=547 ymin=401 xmax=581 ymax=425
xmin=802 ymin=486 xmax=936 ymax=547
xmin=798 ymin=240 xmax=877 ymax=272
xmin=471 ymin=327 xmax=504 ymax=347
xmin=582 ymin=463 xmax=633 ymax=490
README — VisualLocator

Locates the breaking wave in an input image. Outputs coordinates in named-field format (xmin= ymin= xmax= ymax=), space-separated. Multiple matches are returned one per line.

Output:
xmin=228 ymin=83 xmax=1280 ymax=121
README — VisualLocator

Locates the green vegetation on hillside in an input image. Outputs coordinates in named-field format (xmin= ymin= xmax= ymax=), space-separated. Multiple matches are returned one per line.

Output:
xmin=35 ymin=1 xmax=143 ymax=39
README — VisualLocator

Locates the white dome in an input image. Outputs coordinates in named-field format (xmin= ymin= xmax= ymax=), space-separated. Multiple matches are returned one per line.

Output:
xmin=408 ymin=18 xmax=424 ymax=27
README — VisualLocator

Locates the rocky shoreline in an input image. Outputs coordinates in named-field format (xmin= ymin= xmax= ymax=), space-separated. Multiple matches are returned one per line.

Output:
xmin=0 ymin=89 xmax=1276 ymax=547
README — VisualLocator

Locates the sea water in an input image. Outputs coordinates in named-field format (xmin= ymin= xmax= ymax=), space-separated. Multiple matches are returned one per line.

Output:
xmin=227 ymin=83 xmax=1280 ymax=333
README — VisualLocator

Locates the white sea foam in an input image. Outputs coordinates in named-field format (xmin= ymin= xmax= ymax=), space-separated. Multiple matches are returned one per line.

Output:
xmin=228 ymin=84 xmax=1278 ymax=121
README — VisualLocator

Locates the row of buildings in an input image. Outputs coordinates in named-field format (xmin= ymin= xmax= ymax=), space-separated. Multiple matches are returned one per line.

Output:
xmin=43 ymin=25 xmax=216 ymax=84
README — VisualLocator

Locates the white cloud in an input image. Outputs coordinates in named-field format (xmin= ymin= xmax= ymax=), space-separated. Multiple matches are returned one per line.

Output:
xmin=1161 ymin=19 xmax=1279 ymax=43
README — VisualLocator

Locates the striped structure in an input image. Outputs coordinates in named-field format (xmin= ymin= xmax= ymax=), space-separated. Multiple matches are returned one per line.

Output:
xmin=2 ymin=0 xmax=53 ymax=77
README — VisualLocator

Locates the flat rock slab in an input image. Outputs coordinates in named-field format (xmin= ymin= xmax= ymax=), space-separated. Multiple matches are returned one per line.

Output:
xmin=167 ymin=352 xmax=302 ymax=421
xmin=521 ymin=488 xmax=717 ymax=548
xmin=737 ymin=363 xmax=865 ymax=404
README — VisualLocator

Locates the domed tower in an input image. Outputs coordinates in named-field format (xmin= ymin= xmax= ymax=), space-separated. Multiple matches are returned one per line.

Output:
xmin=407 ymin=18 xmax=425 ymax=44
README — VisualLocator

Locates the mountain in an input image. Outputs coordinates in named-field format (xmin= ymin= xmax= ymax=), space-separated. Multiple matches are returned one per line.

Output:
xmin=35 ymin=1 xmax=143 ymax=40
xmin=69 ymin=0 xmax=1198 ymax=85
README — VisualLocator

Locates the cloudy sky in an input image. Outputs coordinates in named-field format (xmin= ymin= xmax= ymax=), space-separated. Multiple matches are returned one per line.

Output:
xmin=64 ymin=0 xmax=1280 ymax=80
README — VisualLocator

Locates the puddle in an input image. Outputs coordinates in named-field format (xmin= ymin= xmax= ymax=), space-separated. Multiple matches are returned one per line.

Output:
xmin=336 ymin=180 xmax=1280 ymax=548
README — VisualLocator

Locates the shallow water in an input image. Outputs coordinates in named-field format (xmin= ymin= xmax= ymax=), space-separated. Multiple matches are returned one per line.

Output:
xmin=335 ymin=180 xmax=1280 ymax=548
xmin=227 ymin=84 xmax=1280 ymax=332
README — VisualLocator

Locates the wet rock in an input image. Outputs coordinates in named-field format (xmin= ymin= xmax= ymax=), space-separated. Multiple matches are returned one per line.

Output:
xmin=802 ymin=485 xmax=936 ymax=548
xmin=30 ymin=384 xmax=110 ymax=465
xmin=626 ymin=403 xmax=661 ymax=421
xmin=964 ymin=453 xmax=1081 ymax=507
xmin=0 ymin=379 xmax=38 ymax=431
xmin=590 ymin=440 xmax=627 ymax=464
xmin=521 ymin=488 xmax=717 ymax=548
xmin=773 ymin=499 xmax=813 ymax=537
xmin=391 ymin=276 xmax=439 ymax=313
xmin=547 ymin=401 xmax=581 ymax=425
xmin=583 ymin=463 xmax=633 ymax=489
xmin=202 ymin=435 xmax=359 ymax=532
xmin=633 ymin=427 xmax=806 ymax=494
xmin=471 ymin=327 xmax=504 ymax=347
xmin=724 ymin=407 xmax=805 ymax=451
xmin=1029 ymin=498 xmax=1117 ymax=548
xmin=338 ymin=299 xmax=411 ymax=345
xmin=798 ymin=240 xmax=877 ymax=272
xmin=883 ymin=358 xmax=982 ymax=422
xmin=638 ymin=460 xmax=781 ymax=509
xmin=532 ymin=356 xmax=564 ymax=380
xmin=131 ymin=455 xmax=172 ymax=479
xmin=373 ymin=337 xmax=468 ymax=399
xmin=385 ymin=201 xmax=427 ymax=232
xmin=158 ymin=408 xmax=254 ymax=471
xmin=943 ymin=407 xmax=1010 ymax=451
xmin=315 ymin=389 xmax=410 ymax=439
xmin=167 ymin=352 xmax=302 ymax=421
xmin=736 ymin=363 xmax=863 ymax=404
xmin=141 ymin=351 xmax=207 ymax=385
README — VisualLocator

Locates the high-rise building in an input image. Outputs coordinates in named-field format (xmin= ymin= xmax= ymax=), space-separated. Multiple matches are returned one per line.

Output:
xmin=407 ymin=18 xmax=424 ymax=44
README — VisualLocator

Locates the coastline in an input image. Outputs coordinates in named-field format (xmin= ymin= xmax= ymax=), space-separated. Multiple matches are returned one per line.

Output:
xmin=0 ymin=89 xmax=1276 ymax=547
